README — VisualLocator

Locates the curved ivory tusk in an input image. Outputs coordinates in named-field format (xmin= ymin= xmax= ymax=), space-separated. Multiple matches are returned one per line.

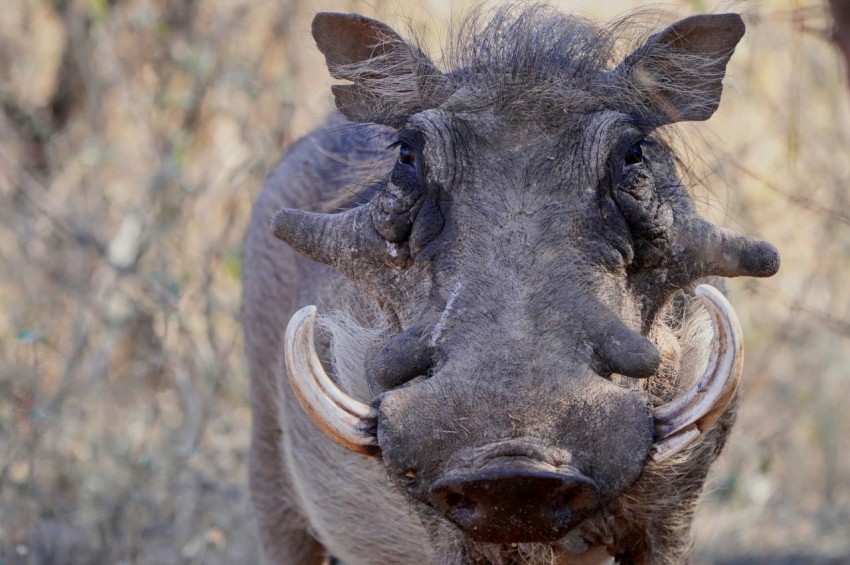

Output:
xmin=285 ymin=305 xmax=380 ymax=456
xmin=651 ymin=284 xmax=744 ymax=463
xmin=651 ymin=426 xmax=700 ymax=463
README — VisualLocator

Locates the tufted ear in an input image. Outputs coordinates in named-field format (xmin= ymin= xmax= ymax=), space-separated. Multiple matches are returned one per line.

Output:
xmin=614 ymin=13 xmax=745 ymax=126
xmin=312 ymin=13 xmax=451 ymax=127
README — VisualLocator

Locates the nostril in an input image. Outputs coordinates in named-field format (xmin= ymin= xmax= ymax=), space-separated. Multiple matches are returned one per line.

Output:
xmin=554 ymin=481 xmax=597 ymax=512
xmin=445 ymin=494 xmax=477 ymax=525
xmin=549 ymin=483 xmax=597 ymax=524
xmin=429 ymin=461 xmax=599 ymax=543
xmin=434 ymin=488 xmax=476 ymax=517
xmin=444 ymin=491 xmax=465 ymax=509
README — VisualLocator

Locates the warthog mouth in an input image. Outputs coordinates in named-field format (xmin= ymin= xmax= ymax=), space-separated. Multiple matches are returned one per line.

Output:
xmin=282 ymin=283 xmax=743 ymax=466
xmin=448 ymin=528 xmax=614 ymax=565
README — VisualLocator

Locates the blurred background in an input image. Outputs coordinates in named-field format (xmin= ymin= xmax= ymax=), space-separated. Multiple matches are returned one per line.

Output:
xmin=0 ymin=0 xmax=848 ymax=563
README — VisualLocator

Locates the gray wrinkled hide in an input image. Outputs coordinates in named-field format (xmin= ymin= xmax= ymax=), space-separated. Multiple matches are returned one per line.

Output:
xmin=244 ymin=120 xmax=432 ymax=564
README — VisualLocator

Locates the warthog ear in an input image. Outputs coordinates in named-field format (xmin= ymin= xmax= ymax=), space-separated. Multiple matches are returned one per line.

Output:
xmin=614 ymin=13 xmax=745 ymax=126
xmin=312 ymin=13 xmax=452 ymax=126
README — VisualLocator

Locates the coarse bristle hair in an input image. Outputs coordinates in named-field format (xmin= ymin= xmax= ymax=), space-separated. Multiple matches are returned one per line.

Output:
xmin=441 ymin=3 xmax=622 ymax=115
xmin=333 ymin=2 xmax=735 ymax=126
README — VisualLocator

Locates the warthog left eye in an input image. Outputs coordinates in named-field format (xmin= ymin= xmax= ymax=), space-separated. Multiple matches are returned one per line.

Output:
xmin=604 ymin=134 xmax=672 ymax=269
xmin=608 ymin=134 xmax=649 ymax=183
xmin=623 ymin=140 xmax=644 ymax=166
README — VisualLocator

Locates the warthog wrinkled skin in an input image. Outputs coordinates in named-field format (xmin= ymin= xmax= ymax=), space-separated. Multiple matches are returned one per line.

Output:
xmin=242 ymin=6 xmax=779 ymax=564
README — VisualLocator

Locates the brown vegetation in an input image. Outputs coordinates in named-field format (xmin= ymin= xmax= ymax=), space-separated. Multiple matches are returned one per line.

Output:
xmin=0 ymin=1 xmax=848 ymax=563
xmin=830 ymin=0 xmax=850 ymax=83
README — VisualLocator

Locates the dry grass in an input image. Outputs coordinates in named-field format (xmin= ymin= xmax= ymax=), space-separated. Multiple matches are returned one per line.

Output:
xmin=0 ymin=0 xmax=848 ymax=563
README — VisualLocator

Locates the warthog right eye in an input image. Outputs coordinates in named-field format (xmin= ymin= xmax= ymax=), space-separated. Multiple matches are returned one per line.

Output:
xmin=398 ymin=143 xmax=416 ymax=166
xmin=390 ymin=130 xmax=423 ymax=172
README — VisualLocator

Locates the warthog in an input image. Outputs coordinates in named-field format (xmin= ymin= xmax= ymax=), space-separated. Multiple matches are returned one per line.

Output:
xmin=242 ymin=5 xmax=780 ymax=564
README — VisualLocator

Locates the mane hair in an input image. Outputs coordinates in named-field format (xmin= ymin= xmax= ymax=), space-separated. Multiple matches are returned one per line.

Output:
xmin=334 ymin=2 xmax=733 ymax=125
xmin=440 ymin=2 xmax=625 ymax=117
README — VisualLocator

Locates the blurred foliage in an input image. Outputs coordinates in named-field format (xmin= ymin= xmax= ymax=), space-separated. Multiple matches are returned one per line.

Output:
xmin=0 ymin=0 xmax=848 ymax=563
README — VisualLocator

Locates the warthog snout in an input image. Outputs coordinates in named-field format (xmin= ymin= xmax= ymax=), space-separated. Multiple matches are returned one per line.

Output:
xmin=430 ymin=457 xmax=599 ymax=543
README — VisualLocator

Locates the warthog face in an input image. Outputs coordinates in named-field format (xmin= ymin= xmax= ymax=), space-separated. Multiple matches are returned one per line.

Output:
xmin=273 ymin=6 xmax=779 ymax=549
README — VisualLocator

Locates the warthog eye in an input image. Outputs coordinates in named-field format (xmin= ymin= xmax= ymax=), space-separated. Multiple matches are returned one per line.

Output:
xmin=370 ymin=130 xmax=442 ymax=249
xmin=623 ymin=140 xmax=644 ymax=166
xmin=398 ymin=142 xmax=416 ymax=167
xmin=388 ymin=131 xmax=424 ymax=189
xmin=390 ymin=131 xmax=422 ymax=171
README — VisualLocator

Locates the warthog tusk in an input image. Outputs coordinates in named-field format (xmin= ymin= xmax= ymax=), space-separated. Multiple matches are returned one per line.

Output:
xmin=651 ymin=284 xmax=743 ymax=463
xmin=284 ymin=305 xmax=380 ymax=457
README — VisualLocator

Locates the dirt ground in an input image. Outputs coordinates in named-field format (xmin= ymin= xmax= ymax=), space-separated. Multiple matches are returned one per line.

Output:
xmin=0 ymin=0 xmax=848 ymax=563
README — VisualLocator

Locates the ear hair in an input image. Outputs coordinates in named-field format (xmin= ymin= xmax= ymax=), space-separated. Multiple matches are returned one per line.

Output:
xmin=613 ymin=13 xmax=745 ymax=126
xmin=312 ymin=12 xmax=452 ymax=126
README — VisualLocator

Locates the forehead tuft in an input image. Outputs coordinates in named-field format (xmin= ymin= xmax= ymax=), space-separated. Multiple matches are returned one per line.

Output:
xmin=439 ymin=5 xmax=617 ymax=119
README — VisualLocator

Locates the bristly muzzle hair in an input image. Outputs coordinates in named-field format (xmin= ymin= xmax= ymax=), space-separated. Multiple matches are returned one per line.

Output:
xmin=316 ymin=294 xmax=391 ymax=402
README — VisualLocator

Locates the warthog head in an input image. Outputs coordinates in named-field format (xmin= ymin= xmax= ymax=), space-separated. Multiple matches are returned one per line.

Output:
xmin=273 ymin=5 xmax=779 ymax=551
